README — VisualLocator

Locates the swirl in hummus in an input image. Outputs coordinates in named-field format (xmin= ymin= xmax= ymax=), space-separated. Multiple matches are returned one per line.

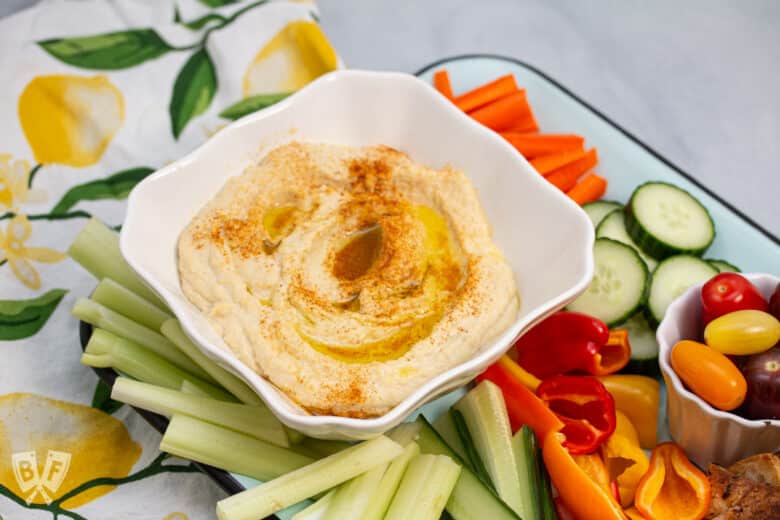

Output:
xmin=178 ymin=142 xmax=519 ymax=417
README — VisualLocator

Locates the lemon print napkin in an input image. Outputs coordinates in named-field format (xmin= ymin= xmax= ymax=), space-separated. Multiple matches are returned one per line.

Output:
xmin=0 ymin=1 xmax=338 ymax=518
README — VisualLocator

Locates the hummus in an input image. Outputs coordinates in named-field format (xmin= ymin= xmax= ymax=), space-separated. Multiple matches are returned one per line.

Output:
xmin=178 ymin=142 xmax=519 ymax=417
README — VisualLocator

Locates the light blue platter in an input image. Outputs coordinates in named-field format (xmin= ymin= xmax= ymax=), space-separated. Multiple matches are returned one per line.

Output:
xmin=195 ymin=55 xmax=780 ymax=518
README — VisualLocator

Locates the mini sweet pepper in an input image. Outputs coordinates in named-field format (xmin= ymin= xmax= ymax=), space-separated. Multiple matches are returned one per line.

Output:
xmin=536 ymin=375 xmax=617 ymax=454
xmin=634 ymin=442 xmax=710 ymax=520
xmin=598 ymin=374 xmax=660 ymax=449
xmin=479 ymin=362 xmax=626 ymax=519
xmin=601 ymin=426 xmax=649 ymax=507
xmin=514 ymin=311 xmax=631 ymax=378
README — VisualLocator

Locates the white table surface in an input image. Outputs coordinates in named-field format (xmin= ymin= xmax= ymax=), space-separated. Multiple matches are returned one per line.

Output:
xmin=4 ymin=0 xmax=779 ymax=238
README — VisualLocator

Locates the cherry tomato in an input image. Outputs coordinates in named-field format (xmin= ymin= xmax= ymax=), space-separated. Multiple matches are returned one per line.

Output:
xmin=769 ymin=283 xmax=780 ymax=321
xmin=670 ymin=340 xmax=746 ymax=411
xmin=700 ymin=273 xmax=767 ymax=325
xmin=704 ymin=310 xmax=780 ymax=355
xmin=741 ymin=346 xmax=780 ymax=420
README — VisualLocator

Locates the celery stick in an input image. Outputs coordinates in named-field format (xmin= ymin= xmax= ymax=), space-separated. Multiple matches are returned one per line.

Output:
xmin=161 ymin=319 xmax=262 ymax=405
xmin=68 ymin=218 xmax=167 ymax=309
xmin=290 ymin=490 xmax=334 ymax=520
xmin=179 ymin=380 xmax=212 ymax=398
xmin=216 ymin=436 xmax=403 ymax=520
xmin=433 ymin=411 xmax=468 ymax=461
xmin=74 ymin=298 xmax=214 ymax=382
xmin=161 ymin=414 xmax=312 ymax=481
xmin=93 ymin=278 xmax=172 ymax=331
xmin=298 ymin=437 xmax=352 ymax=458
xmin=112 ymin=377 xmax=288 ymax=447
xmin=384 ymin=454 xmax=461 ymax=520
xmin=362 ymin=441 xmax=420 ymax=520
xmin=454 ymin=381 xmax=524 ymax=516
xmin=322 ymin=462 xmax=387 ymax=520
xmin=83 ymin=329 xmax=230 ymax=400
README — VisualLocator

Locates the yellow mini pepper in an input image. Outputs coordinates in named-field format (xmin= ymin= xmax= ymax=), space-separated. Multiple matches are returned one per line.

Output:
xmin=598 ymin=375 xmax=659 ymax=449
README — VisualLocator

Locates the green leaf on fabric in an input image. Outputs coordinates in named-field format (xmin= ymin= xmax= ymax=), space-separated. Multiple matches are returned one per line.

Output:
xmin=198 ymin=0 xmax=241 ymax=7
xmin=169 ymin=48 xmax=218 ymax=139
xmin=91 ymin=379 xmax=124 ymax=415
xmin=219 ymin=92 xmax=291 ymax=120
xmin=181 ymin=13 xmax=228 ymax=30
xmin=0 ymin=289 xmax=67 ymax=340
xmin=38 ymin=29 xmax=174 ymax=70
xmin=51 ymin=167 xmax=155 ymax=214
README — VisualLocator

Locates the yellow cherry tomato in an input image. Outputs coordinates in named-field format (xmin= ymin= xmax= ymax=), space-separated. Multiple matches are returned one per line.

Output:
xmin=670 ymin=340 xmax=747 ymax=411
xmin=704 ymin=310 xmax=780 ymax=355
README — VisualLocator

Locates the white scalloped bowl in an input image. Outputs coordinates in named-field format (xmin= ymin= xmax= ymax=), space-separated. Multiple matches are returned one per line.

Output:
xmin=658 ymin=272 xmax=780 ymax=467
xmin=121 ymin=70 xmax=594 ymax=439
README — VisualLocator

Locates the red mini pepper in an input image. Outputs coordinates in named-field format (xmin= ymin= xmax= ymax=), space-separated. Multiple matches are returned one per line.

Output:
xmin=514 ymin=312 xmax=630 ymax=378
xmin=536 ymin=375 xmax=617 ymax=454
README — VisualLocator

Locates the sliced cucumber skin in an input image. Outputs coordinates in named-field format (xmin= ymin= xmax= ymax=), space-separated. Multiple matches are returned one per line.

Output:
xmin=415 ymin=417 xmax=521 ymax=520
xmin=625 ymin=181 xmax=715 ymax=260
xmin=568 ymin=238 xmax=649 ymax=327
xmin=583 ymin=200 xmax=623 ymax=228
xmin=646 ymin=254 xmax=718 ymax=327
xmin=616 ymin=313 xmax=660 ymax=376
xmin=596 ymin=208 xmax=657 ymax=271
xmin=707 ymin=259 xmax=741 ymax=273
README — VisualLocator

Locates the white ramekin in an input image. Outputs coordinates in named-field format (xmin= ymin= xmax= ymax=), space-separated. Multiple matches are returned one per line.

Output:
xmin=657 ymin=272 xmax=780 ymax=467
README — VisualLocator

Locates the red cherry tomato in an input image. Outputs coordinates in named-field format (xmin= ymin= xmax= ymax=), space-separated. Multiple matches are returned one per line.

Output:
xmin=700 ymin=273 xmax=768 ymax=325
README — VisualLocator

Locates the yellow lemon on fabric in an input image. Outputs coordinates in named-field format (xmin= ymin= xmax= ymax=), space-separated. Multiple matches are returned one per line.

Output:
xmin=18 ymin=75 xmax=124 ymax=167
xmin=0 ymin=393 xmax=141 ymax=508
xmin=242 ymin=20 xmax=338 ymax=96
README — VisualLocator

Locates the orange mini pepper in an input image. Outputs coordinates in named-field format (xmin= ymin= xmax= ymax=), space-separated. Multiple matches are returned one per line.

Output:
xmin=573 ymin=452 xmax=612 ymax=493
xmin=634 ymin=443 xmax=710 ymax=520
xmin=543 ymin=432 xmax=627 ymax=520
xmin=624 ymin=507 xmax=646 ymax=520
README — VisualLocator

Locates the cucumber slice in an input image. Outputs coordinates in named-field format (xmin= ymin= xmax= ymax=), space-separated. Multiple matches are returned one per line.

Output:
xmin=707 ymin=259 xmax=741 ymax=273
xmin=617 ymin=313 xmax=660 ymax=376
xmin=567 ymin=238 xmax=649 ymax=326
xmin=647 ymin=254 xmax=718 ymax=326
xmin=510 ymin=426 xmax=542 ymax=520
xmin=433 ymin=411 xmax=469 ymax=462
xmin=415 ymin=416 xmax=521 ymax=520
xmin=625 ymin=182 xmax=715 ymax=259
xmin=582 ymin=200 xmax=622 ymax=228
xmin=453 ymin=382 xmax=524 ymax=516
xmin=596 ymin=209 xmax=658 ymax=271
xmin=451 ymin=409 xmax=491 ymax=486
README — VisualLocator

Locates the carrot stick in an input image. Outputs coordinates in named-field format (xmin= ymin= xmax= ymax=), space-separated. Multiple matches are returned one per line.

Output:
xmin=531 ymin=148 xmax=590 ymax=175
xmin=567 ymin=174 xmax=607 ymax=205
xmin=501 ymin=133 xmax=585 ymax=159
xmin=468 ymin=91 xmax=530 ymax=132
xmin=455 ymin=74 xmax=519 ymax=112
xmin=433 ymin=70 xmax=454 ymax=100
xmin=503 ymin=100 xmax=539 ymax=133
xmin=546 ymin=148 xmax=599 ymax=191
